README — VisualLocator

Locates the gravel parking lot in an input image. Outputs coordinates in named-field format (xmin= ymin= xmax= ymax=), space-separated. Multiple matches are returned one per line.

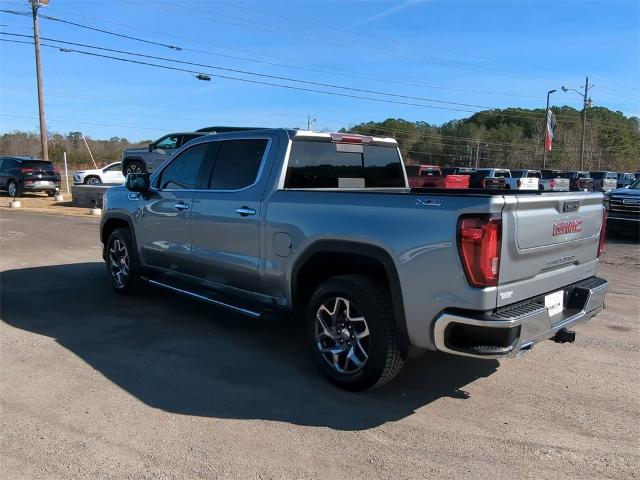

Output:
xmin=1 ymin=211 xmax=638 ymax=480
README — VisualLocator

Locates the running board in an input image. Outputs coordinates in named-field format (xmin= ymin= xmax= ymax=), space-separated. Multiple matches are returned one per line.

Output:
xmin=144 ymin=278 xmax=262 ymax=318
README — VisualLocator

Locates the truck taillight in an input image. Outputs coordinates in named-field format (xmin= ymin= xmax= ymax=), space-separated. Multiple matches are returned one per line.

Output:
xmin=598 ymin=208 xmax=607 ymax=257
xmin=517 ymin=179 xmax=522 ymax=188
xmin=21 ymin=168 xmax=34 ymax=174
xmin=550 ymin=179 xmax=556 ymax=188
xmin=457 ymin=214 xmax=502 ymax=288
xmin=53 ymin=167 xmax=61 ymax=175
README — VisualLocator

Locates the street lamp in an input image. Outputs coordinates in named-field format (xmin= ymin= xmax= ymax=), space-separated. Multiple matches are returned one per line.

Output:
xmin=543 ymin=89 xmax=557 ymax=169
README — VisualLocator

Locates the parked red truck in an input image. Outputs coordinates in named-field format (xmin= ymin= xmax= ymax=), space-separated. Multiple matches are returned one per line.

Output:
xmin=405 ymin=165 xmax=470 ymax=189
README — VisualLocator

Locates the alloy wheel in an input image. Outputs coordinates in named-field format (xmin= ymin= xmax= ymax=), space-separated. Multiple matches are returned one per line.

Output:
xmin=314 ymin=297 xmax=370 ymax=374
xmin=8 ymin=182 xmax=17 ymax=197
xmin=109 ymin=238 xmax=130 ymax=288
xmin=125 ymin=163 xmax=142 ymax=174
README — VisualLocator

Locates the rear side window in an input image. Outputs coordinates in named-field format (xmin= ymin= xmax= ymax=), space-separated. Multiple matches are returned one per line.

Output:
xmin=208 ymin=139 xmax=268 ymax=190
xmin=158 ymin=143 xmax=209 ymax=190
xmin=285 ymin=141 xmax=404 ymax=188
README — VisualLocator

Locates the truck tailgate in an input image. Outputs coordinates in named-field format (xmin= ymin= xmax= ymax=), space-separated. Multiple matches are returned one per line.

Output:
xmin=497 ymin=192 xmax=603 ymax=307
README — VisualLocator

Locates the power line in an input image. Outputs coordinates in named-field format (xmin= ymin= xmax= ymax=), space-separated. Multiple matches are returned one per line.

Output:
xmin=3 ymin=31 xmax=630 ymax=128
xmin=36 ymin=7 xmax=552 ymax=101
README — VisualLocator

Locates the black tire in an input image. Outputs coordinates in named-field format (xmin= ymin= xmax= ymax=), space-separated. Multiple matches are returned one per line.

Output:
xmin=84 ymin=176 xmax=102 ymax=185
xmin=305 ymin=274 xmax=406 ymax=391
xmin=123 ymin=160 xmax=145 ymax=175
xmin=7 ymin=180 xmax=21 ymax=198
xmin=46 ymin=190 xmax=55 ymax=197
xmin=105 ymin=227 xmax=143 ymax=295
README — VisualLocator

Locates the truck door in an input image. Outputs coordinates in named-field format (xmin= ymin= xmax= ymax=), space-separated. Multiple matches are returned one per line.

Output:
xmin=137 ymin=142 xmax=211 ymax=272
xmin=189 ymin=136 xmax=276 ymax=294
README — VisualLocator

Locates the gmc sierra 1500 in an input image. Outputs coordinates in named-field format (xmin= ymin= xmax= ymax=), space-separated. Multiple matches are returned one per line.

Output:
xmin=101 ymin=129 xmax=608 ymax=391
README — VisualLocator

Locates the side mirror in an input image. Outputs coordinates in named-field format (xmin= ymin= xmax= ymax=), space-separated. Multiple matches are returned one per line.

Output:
xmin=148 ymin=143 xmax=154 ymax=152
xmin=126 ymin=172 xmax=150 ymax=192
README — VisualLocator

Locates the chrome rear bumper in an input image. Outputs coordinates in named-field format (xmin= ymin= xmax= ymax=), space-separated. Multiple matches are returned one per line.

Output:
xmin=433 ymin=276 xmax=608 ymax=359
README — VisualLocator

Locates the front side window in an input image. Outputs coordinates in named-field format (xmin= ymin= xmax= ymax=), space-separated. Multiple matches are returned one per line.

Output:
xmin=155 ymin=135 xmax=179 ymax=150
xmin=207 ymin=139 xmax=268 ymax=190
xmin=157 ymin=143 xmax=209 ymax=190
xmin=104 ymin=163 xmax=121 ymax=172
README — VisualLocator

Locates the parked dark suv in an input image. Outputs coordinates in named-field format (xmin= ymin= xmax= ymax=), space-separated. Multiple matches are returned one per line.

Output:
xmin=0 ymin=156 xmax=61 ymax=197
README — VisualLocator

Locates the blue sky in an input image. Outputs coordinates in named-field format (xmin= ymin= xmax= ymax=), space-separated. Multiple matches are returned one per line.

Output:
xmin=0 ymin=0 xmax=638 ymax=141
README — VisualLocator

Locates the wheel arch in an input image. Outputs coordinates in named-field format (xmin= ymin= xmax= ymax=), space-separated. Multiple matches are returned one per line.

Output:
xmin=290 ymin=240 xmax=408 ymax=346
xmin=100 ymin=214 xmax=138 ymax=258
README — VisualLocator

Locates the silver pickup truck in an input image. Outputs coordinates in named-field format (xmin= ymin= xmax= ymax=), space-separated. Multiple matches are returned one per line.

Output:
xmin=100 ymin=129 xmax=608 ymax=391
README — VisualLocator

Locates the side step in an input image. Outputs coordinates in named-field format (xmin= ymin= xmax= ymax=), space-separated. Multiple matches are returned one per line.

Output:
xmin=145 ymin=278 xmax=262 ymax=318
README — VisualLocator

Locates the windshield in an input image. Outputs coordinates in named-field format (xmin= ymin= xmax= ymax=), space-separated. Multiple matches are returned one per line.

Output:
xmin=629 ymin=179 xmax=640 ymax=189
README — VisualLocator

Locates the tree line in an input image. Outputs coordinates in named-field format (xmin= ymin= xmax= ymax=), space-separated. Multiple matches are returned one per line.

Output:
xmin=0 ymin=131 xmax=148 ymax=168
xmin=1 ymin=105 xmax=638 ymax=172
xmin=346 ymin=106 xmax=640 ymax=172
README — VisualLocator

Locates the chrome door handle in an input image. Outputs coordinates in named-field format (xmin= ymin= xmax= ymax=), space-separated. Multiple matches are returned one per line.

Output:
xmin=236 ymin=206 xmax=256 ymax=216
xmin=174 ymin=202 xmax=190 ymax=210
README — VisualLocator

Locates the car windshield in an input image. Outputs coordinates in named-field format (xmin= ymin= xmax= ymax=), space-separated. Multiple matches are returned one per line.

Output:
xmin=629 ymin=179 xmax=640 ymax=189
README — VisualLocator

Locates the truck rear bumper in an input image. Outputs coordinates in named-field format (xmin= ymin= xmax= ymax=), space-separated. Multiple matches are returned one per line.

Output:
xmin=433 ymin=276 xmax=608 ymax=359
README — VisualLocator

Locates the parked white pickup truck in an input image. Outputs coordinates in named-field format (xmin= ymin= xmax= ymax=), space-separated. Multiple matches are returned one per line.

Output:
xmin=509 ymin=169 xmax=542 ymax=190
xmin=475 ymin=168 xmax=539 ymax=190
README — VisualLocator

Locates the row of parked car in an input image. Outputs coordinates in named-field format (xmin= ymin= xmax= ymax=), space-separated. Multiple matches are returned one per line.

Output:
xmin=406 ymin=165 xmax=640 ymax=192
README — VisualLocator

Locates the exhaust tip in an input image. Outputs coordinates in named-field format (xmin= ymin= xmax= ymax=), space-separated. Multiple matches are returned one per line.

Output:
xmin=553 ymin=328 xmax=576 ymax=344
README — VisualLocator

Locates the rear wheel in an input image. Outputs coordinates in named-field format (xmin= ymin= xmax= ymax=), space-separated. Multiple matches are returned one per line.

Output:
xmin=105 ymin=228 xmax=143 ymax=295
xmin=7 ymin=180 xmax=20 ymax=198
xmin=306 ymin=275 xmax=406 ymax=391
xmin=124 ymin=161 xmax=145 ymax=175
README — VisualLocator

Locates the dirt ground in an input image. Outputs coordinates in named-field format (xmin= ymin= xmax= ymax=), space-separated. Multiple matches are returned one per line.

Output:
xmin=0 ymin=211 xmax=638 ymax=480
xmin=0 ymin=191 xmax=95 ymax=217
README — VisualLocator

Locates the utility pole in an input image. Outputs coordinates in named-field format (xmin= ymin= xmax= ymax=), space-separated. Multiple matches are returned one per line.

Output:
xmin=580 ymin=76 xmax=590 ymax=171
xmin=307 ymin=115 xmax=316 ymax=131
xmin=474 ymin=138 xmax=480 ymax=169
xmin=31 ymin=0 xmax=49 ymax=160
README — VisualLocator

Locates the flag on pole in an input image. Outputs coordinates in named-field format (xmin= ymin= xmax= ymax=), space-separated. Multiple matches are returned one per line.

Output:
xmin=545 ymin=109 xmax=556 ymax=151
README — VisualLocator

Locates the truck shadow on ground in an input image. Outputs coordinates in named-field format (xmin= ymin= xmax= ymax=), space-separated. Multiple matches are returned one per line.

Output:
xmin=1 ymin=262 xmax=499 ymax=431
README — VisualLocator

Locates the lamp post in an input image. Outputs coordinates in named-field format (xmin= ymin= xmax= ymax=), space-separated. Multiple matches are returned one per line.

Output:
xmin=543 ymin=89 xmax=556 ymax=169
xmin=31 ymin=0 xmax=49 ymax=160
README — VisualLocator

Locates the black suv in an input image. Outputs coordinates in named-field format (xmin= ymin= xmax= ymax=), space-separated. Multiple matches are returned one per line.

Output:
xmin=0 ymin=156 xmax=61 ymax=197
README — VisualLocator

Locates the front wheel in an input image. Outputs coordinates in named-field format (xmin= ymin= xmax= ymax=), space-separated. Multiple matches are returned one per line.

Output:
xmin=46 ymin=191 xmax=56 ymax=197
xmin=105 ymin=228 xmax=143 ymax=295
xmin=306 ymin=275 xmax=406 ymax=391
xmin=84 ymin=176 xmax=102 ymax=185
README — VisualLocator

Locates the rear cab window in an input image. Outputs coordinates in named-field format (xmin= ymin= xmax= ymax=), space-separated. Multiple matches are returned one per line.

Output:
xmin=284 ymin=140 xmax=405 ymax=189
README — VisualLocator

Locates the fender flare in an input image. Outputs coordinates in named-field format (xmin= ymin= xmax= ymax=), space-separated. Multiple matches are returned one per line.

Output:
xmin=290 ymin=240 xmax=408 ymax=344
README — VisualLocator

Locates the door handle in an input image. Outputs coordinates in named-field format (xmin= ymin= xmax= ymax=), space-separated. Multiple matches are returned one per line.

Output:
xmin=236 ymin=206 xmax=256 ymax=216
xmin=174 ymin=201 xmax=190 ymax=211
